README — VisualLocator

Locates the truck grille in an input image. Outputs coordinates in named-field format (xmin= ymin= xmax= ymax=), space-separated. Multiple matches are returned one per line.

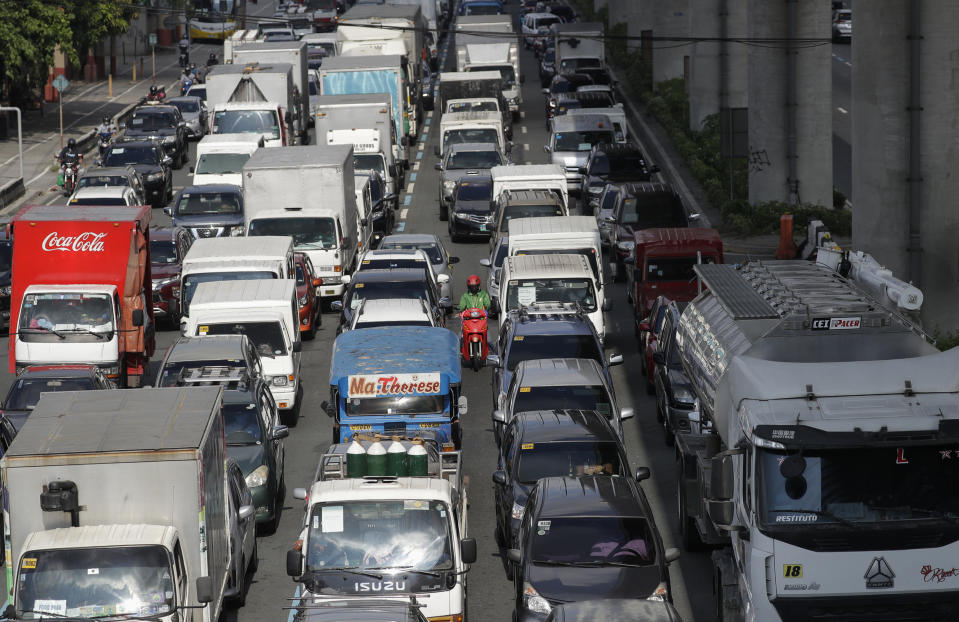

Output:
xmin=192 ymin=227 xmax=223 ymax=238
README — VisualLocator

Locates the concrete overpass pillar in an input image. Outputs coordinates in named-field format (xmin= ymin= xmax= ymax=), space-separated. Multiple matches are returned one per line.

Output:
xmin=593 ymin=0 xmax=608 ymax=11
xmin=652 ymin=0 xmax=690 ymax=83
xmin=747 ymin=0 xmax=832 ymax=208
xmin=606 ymin=0 xmax=645 ymax=54
xmin=851 ymin=0 xmax=959 ymax=332
xmin=689 ymin=0 xmax=748 ymax=130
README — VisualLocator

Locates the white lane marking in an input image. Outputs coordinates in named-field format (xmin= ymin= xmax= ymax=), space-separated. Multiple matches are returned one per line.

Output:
xmin=406 ymin=182 xmax=415 ymax=193
xmin=523 ymin=144 xmax=529 ymax=151
xmin=28 ymin=169 xmax=50 ymax=185
xmin=837 ymin=107 xmax=848 ymax=114
xmin=521 ymin=126 xmax=527 ymax=134
xmin=400 ymin=208 xmax=409 ymax=219
xmin=413 ymin=162 xmax=420 ymax=172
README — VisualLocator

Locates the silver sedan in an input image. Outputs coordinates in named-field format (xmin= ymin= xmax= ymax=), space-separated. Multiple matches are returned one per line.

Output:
xmin=167 ymin=96 xmax=207 ymax=139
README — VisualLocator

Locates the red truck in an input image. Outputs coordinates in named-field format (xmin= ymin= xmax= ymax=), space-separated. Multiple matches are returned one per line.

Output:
xmin=9 ymin=205 xmax=156 ymax=387
xmin=627 ymin=227 xmax=724 ymax=318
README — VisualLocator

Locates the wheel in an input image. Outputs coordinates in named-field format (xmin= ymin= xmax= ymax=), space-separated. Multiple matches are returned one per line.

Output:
xmin=233 ymin=554 xmax=247 ymax=607
xmin=440 ymin=201 xmax=448 ymax=221
xmin=471 ymin=355 xmax=481 ymax=372
xmin=714 ymin=568 xmax=725 ymax=622
xmin=305 ymin=313 xmax=317 ymax=340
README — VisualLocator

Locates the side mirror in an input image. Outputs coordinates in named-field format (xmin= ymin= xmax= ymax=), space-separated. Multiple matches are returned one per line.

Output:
xmin=162 ymin=156 xmax=173 ymax=166
xmin=448 ymin=256 xmax=460 ymax=264
xmin=665 ymin=547 xmax=681 ymax=564
xmin=271 ymin=425 xmax=290 ymax=440
xmin=460 ymin=537 xmax=477 ymax=564
xmin=652 ymin=351 xmax=666 ymax=366
xmin=577 ymin=166 xmax=587 ymax=175
xmin=360 ymin=218 xmax=368 ymax=227
xmin=689 ymin=212 xmax=702 ymax=221
xmin=603 ymin=216 xmax=616 ymax=224
xmin=292 ymin=341 xmax=302 ymax=353
xmin=163 ymin=206 xmax=173 ymax=217
xmin=479 ymin=258 xmax=491 ymax=267
xmin=286 ymin=549 xmax=304 ymax=577
xmin=434 ymin=145 xmax=441 ymax=157
xmin=711 ymin=454 xmax=736 ymax=500
xmin=620 ymin=407 xmax=635 ymax=421
xmin=608 ymin=353 xmax=623 ymax=366
xmin=457 ymin=395 xmax=468 ymax=416
xmin=435 ymin=162 xmax=443 ymax=171
xmin=543 ymin=145 xmax=551 ymax=153
xmin=541 ymin=88 xmax=549 ymax=95
xmin=195 ymin=576 xmax=213 ymax=603
xmin=492 ymin=409 xmax=506 ymax=424
xmin=507 ymin=548 xmax=522 ymax=564
xmin=492 ymin=470 xmax=507 ymax=486
xmin=707 ymin=499 xmax=736 ymax=530
xmin=485 ymin=353 xmax=501 ymax=367
xmin=437 ymin=273 xmax=450 ymax=284
xmin=320 ymin=400 xmax=334 ymax=417
xmin=635 ymin=466 xmax=650 ymax=482
xmin=132 ymin=309 xmax=144 ymax=327
xmin=340 ymin=274 xmax=352 ymax=285
xmin=439 ymin=297 xmax=452 ymax=309
xmin=293 ymin=487 xmax=308 ymax=500
xmin=601 ymin=298 xmax=611 ymax=312
xmin=401 ymin=136 xmax=409 ymax=147
xmin=506 ymin=141 xmax=513 ymax=153
xmin=331 ymin=300 xmax=343 ymax=312
xmin=238 ymin=504 xmax=255 ymax=521
xmin=188 ymin=166 xmax=195 ymax=174
xmin=284 ymin=110 xmax=293 ymax=124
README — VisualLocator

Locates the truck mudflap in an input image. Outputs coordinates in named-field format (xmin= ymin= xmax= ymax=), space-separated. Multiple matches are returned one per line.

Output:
xmin=712 ymin=548 xmax=745 ymax=622
xmin=124 ymin=353 xmax=149 ymax=388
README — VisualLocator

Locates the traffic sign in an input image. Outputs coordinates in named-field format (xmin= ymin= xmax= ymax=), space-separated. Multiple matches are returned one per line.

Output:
xmin=52 ymin=75 xmax=69 ymax=94
xmin=148 ymin=33 xmax=157 ymax=47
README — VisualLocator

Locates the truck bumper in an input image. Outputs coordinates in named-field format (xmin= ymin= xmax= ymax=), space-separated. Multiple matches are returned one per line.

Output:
xmin=269 ymin=384 xmax=297 ymax=410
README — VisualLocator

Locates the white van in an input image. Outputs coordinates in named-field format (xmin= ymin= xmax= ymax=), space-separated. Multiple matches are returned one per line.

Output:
xmin=499 ymin=253 xmax=610 ymax=343
xmin=185 ymin=279 xmax=303 ymax=421
xmin=508 ymin=216 xmax=606 ymax=284
xmin=191 ymin=133 xmax=264 ymax=186
xmin=353 ymin=173 xmax=374 ymax=253
xmin=180 ymin=236 xmax=295 ymax=320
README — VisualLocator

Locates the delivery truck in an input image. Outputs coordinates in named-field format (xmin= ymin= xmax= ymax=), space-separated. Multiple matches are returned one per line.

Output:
xmin=1 ymin=386 xmax=231 ymax=622
xmin=242 ymin=146 xmax=358 ymax=303
xmin=320 ymin=55 xmax=414 ymax=162
xmin=437 ymin=70 xmax=504 ymax=117
xmin=205 ymin=63 xmax=300 ymax=147
xmin=553 ymin=22 xmax=605 ymax=75
xmin=8 ymin=205 xmax=155 ymax=387
xmin=231 ymin=42 xmax=310 ymax=144
xmin=314 ymin=93 xmax=402 ymax=198
xmin=454 ymin=35 xmax=521 ymax=116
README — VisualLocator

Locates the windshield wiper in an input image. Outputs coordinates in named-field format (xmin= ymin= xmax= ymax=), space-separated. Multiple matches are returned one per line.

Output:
xmin=531 ymin=559 xmax=605 ymax=567
xmin=376 ymin=566 xmax=442 ymax=578
xmin=27 ymin=326 xmax=66 ymax=339
xmin=768 ymin=508 xmax=862 ymax=528
xmin=334 ymin=567 xmax=384 ymax=580
xmin=61 ymin=327 xmax=111 ymax=339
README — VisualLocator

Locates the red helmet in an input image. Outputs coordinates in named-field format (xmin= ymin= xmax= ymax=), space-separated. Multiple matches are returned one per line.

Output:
xmin=466 ymin=274 xmax=481 ymax=287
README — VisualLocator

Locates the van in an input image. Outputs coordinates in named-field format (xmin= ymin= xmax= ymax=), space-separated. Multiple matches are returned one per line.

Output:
xmin=490 ymin=189 xmax=566 ymax=243
xmin=184 ymin=279 xmax=303 ymax=423
xmin=353 ymin=173 xmax=374 ymax=252
xmin=499 ymin=253 xmax=610 ymax=343
xmin=545 ymin=114 xmax=617 ymax=194
xmin=191 ymin=133 xmax=264 ymax=187
xmin=180 ymin=236 xmax=295 ymax=320
xmin=508 ymin=215 xmax=606 ymax=284
xmin=437 ymin=110 xmax=508 ymax=157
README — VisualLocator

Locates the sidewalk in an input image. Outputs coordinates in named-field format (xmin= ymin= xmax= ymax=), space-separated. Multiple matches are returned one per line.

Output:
xmin=0 ymin=42 xmax=218 ymax=213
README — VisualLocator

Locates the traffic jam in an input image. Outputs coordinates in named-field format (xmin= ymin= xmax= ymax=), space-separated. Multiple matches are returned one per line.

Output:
xmin=3 ymin=1 xmax=955 ymax=622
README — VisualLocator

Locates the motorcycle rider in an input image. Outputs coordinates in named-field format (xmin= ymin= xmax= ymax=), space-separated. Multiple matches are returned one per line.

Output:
xmin=458 ymin=274 xmax=491 ymax=311
xmin=180 ymin=69 xmax=193 ymax=95
xmin=96 ymin=115 xmax=117 ymax=137
xmin=56 ymin=138 xmax=82 ymax=188
xmin=207 ymin=52 xmax=218 ymax=67
xmin=178 ymin=35 xmax=190 ymax=67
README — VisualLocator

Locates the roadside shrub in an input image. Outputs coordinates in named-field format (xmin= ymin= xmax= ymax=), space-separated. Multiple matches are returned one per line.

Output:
xmin=719 ymin=200 xmax=852 ymax=237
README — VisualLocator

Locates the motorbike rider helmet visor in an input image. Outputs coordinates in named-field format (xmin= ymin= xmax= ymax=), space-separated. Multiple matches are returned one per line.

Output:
xmin=467 ymin=274 xmax=481 ymax=294
xmin=67 ymin=138 xmax=76 ymax=148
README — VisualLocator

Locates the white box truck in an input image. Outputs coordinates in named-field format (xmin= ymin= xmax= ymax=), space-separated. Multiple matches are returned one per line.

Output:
xmin=455 ymin=36 xmax=522 ymax=116
xmin=553 ymin=22 xmax=605 ymax=75
xmin=231 ymin=42 xmax=310 ymax=143
xmin=491 ymin=164 xmax=569 ymax=212
xmin=436 ymin=110 xmax=509 ymax=157
xmin=2 ymin=386 xmax=230 ymax=622
xmin=191 ymin=133 xmax=264 ymax=187
xmin=205 ymin=63 xmax=300 ymax=147
xmin=184 ymin=280 xmax=302 ymax=421
xmin=508 ymin=215 xmax=606 ymax=284
xmin=315 ymin=93 xmax=402 ymax=201
xmin=242 ymin=145 xmax=358 ymax=302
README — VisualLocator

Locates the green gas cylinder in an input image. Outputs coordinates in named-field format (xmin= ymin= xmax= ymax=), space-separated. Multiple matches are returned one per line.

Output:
xmin=408 ymin=439 xmax=428 ymax=477
xmin=387 ymin=436 xmax=408 ymax=476
xmin=367 ymin=437 xmax=387 ymax=476
xmin=346 ymin=438 xmax=367 ymax=478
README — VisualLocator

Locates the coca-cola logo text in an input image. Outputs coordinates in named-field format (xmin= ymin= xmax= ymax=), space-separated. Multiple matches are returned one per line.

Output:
xmin=41 ymin=232 xmax=107 ymax=253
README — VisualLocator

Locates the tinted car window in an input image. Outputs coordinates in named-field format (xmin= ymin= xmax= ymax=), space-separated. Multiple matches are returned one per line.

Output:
xmin=506 ymin=335 xmax=601 ymax=371
xmin=530 ymin=516 xmax=655 ymax=565
xmin=151 ymin=240 xmax=179 ymax=264
xmin=6 ymin=377 xmax=96 ymax=410
xmin=513 ymin=385 xmax=611 ymax=415
xmin=516 ymin=441 xmax=623 ymax=483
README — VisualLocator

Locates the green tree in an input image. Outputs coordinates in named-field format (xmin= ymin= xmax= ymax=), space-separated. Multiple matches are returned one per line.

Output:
xmin=0 ymin=1 xmax=75 ymax=101
xmin=63 ymin=0 xmax=138 ymax=65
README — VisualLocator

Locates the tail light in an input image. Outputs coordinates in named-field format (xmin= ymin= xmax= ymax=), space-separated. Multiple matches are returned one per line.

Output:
xmin=470 ymin=335 xmax=481 ymax=343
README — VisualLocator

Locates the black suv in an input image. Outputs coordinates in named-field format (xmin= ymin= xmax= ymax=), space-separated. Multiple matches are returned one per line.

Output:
xmin=652 ymin=300 xmax=698 ymax=447
xmin=507 ymin=475 xmax=678 ymax=620
xmin=448 ymin=175 xmax=494 ymax=241
xmin=99 ymin=139 xmax=173 ymax=208
xmin=493 ymin=409 xmax=630 ymax=554
xmin=581 ymin=144 xmax=657 ymax=215
xmin=610 ymin=182 xmax=696 ymax=281
xmin=123 ymin=105 xmax=188 ymax=169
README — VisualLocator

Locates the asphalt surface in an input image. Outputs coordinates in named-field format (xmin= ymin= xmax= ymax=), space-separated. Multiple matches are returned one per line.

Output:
xmin=0 ymin=6 xmax=722 ymax=622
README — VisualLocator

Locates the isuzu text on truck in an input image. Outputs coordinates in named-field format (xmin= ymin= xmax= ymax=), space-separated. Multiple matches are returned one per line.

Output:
xmin=9 ymin=205 xmax=155 ymax=387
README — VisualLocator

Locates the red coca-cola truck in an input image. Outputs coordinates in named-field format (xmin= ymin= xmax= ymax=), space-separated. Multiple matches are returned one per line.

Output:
xmin=628 ymin=227 xmax=724 ymax=317
xmin=8 ymin=205 xmax=155 ymax=387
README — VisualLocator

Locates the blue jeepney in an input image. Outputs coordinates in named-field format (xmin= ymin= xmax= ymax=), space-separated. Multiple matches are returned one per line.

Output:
xmin=325 ymin=326 xmax=467 ymax=447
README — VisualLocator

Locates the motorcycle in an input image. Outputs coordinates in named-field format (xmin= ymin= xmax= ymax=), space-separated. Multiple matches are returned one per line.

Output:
xmin=178 ymin=43 xmax=189 ymax=68
xmin=97 ymin=131 xmax=112 ymax=158
xmin=180 ymin=76 xmax=193 ymax=96
xmin=57 ymin=155 xmax=82 ymax=195
xmin=460 ymin=308 xmax=489 ymax=371
xmin=146 ymin=86 xmax=166 ymax=103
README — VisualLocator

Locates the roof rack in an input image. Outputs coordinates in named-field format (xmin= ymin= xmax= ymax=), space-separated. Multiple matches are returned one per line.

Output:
xmin=516 ymin=301 xmax=587 ymax=322
xmin=176 ymin=365 xmax=250 ymax=387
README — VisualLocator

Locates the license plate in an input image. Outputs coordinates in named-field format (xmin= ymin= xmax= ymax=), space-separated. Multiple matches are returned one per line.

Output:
xmin=478 ymin=224 xmax=487 ymax=231
xmin=384 ymin=422 xmax=406 ymax=435
xmin=324 ymin=289 xmax=336 ymax=295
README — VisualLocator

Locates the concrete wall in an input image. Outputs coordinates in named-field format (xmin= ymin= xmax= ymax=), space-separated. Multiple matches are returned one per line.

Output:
xmin=852 ymin=1 xmax=959 ymax=332
xmin=747 ymin=0 xmax=832 ymax=208
xmin=652 ymin=0 xmax=689 ymax=83
xmin=606 ymin=0 xmax=645 ymax=54
xmin=593 ymin=0 xmax=608 ymax=10
xmin=688 ymin=0 xmax=748 ymax=130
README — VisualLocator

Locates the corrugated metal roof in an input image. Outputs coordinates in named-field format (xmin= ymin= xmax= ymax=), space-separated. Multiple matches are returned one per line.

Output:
xmin=510 ymin=216 xmax=597 ymax=236
xmin=184 ymin=236 xmax=292 ymax=262
xmin=191 ymin=279 xmax=295 ymax=307
xmin=694 ymin=263 xmax=778 ymax=319
xmin=320 ymin=55 xmax=404 ymax=71
xmin=245 ymin=144 xmax=350 ymax=169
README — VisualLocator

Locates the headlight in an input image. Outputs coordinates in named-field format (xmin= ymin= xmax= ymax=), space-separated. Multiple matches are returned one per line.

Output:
xmin=454 ymin=212 xmax=471 ymax=221
xmin=616 ymin=240 xmax=635 ymax=253
xmin=0 ymin=285 xmax=11 ymax=296
xmin=245 ymin=465 xmax=269 ymax=488
xmin=271 ymin=375 xmax=289 ymax=387
xmin=153 ymin=276 xmax=177 ymax=291
xmin=523 ymin=584 xmax=551 ymax=615
xmin=672 ymin=387 xmax=697 ymax=407
xmin=647 ymin=582 xmax=669 ymax=602
xmin=145 ymin=173 xmax=162 ymax=181
xmin=587 ymin=185 xmax=604 ymax=195
xmin=298 ymin=294 xmax=308 ymax=307
xmin=162 ymin=136 xmax=176 ymax=144
xmin=443 ymin=179 xmax=457 ymax=193
xmin=229 ymin=226 xmax=245 ymax=237
xmin=511 ymin=501 xmax=525 ymax=521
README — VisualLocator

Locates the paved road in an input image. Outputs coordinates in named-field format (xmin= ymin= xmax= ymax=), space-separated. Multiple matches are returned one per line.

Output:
xmin=3 ymin=8 xmax=719 ymax=622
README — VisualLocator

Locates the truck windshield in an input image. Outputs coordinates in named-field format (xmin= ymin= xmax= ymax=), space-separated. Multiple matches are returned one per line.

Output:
xmin=16 ymin=545 xmax=175 ymax=619
xmin=443 ymin=128 xmax=499 ymax=148
xmin=517 ymin=441 xmax=623 ymax=483
xmin=248 ymin=217 xmax=337 ymax=250
xmin=554 ymin=130 xmax=615 ymax=152
xmin=447 ymin=150 xmax=501 ymax=170
xmin=182 ymin=271 xmax=277 ymax=314
xmin=213 ymin=110 xmax=280 ymax=139
xmin=506 ymin=278 xmax=597 ymax=312
xmin=5 ymin=377 xmax=98 ymax=411
xmin=506 ymin=335 xmax=602 ymax=371
xmin=345 ymin=395 xmax=445 ymax=416
xmin=500 ymin=204 xmax=564 ymax=232
xmin=619 ymin=196 xmax=688 ymax=228
xmin=448 ymin=101 xmax=499 ymax=113
xmin=306 ymin=500 xmax=453 ymax=575
xmin=530 ymin=517 xmax=655 ymax=566
xmin=559 ymin=58 xmax=602 ymax=74
xmin=194 ymin=152 xmax=252 ymax=177
xmin=18 ymin=293 xmax=114 ymax=341
xmin=199 ymin=321 xmax=288 ymax=357
xmin=513 ymin=385 xmax=612 ymax=416
xmin=759 ymin=446 xmax=959 ymax=527
xmin=354 ymin=154 xmax=386 ymax=178
xmin=644 ymin=255 xmax=717 ymax=282
xmin=176 ymin=190 xmax=242 ymax=215
xmin=468 ymin=65 xmax=515 ymax=87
